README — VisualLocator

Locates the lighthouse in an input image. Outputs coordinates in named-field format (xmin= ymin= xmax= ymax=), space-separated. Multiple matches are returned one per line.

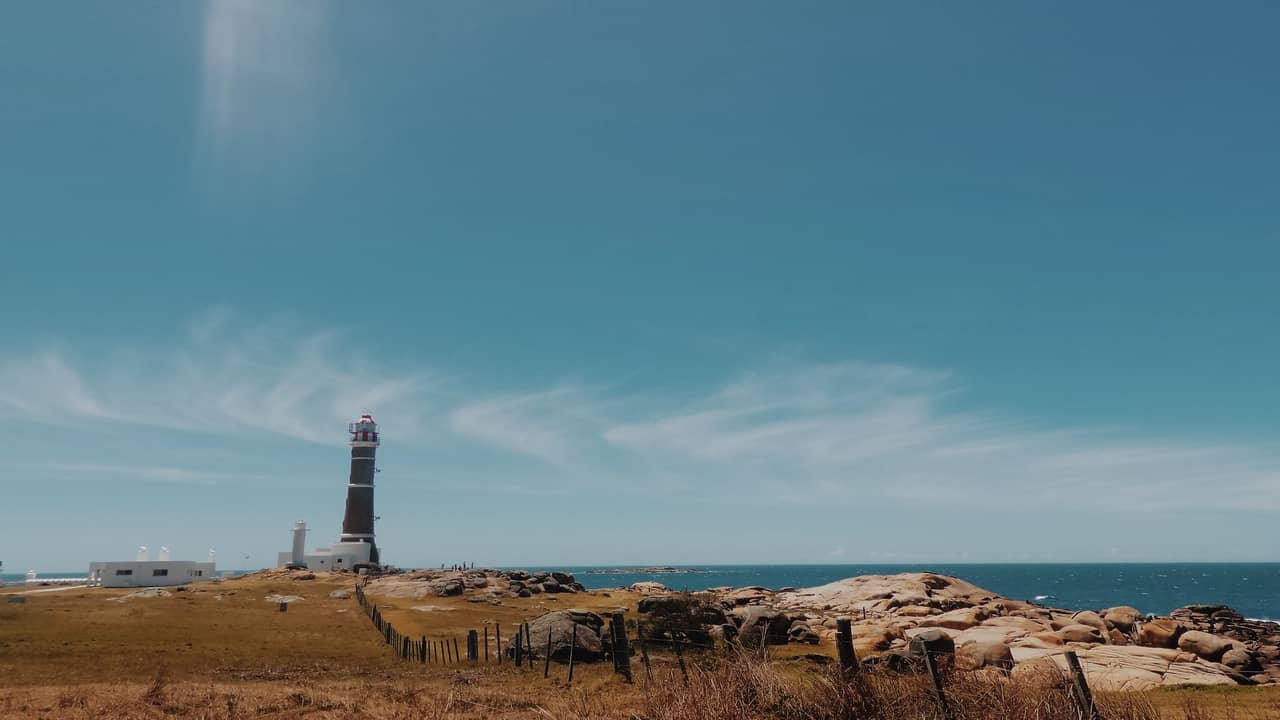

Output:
xmin=340 ymin=413 xmax=380 ymax=564
xmin=274 ymin=413 xmax=385 ymax=571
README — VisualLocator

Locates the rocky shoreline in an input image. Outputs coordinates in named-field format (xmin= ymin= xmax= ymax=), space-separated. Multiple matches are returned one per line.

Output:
xmin=350 ymin=567 xmax=1279 ymax=691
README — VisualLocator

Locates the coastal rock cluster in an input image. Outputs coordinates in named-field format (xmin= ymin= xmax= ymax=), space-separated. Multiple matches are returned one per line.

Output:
xmin=363 ymin=568 xmax=587 ymax=602
xmin=632 ymin=573 xmax=1280 ymax=690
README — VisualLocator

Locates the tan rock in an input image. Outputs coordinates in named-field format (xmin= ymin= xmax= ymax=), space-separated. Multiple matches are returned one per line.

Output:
xmin=896 ymin=605 xmax=936 ymax=617
xmin=1177 ymin=631 xmax=1233 ymax=661
xmin=1072 ymin=610 xmax=1110 ymax=641
xmin=722 ymin=586 xmax=773 ymax=605
xmin=1221 ymin=647 xmax=1261 ymax=673
xmin=981 ymin=616 xmax=1051 ymax=634
xmin=956 ymin=639 xmax=1014 ymax=671
xmin=1103 ymin=606 xmax=1142 ymax=633
xmin=1011 ymin=645 xmax=1241 ymax=692
xmin=629 ymin=581 xmax=669 ymax=594
xmin=852 ymin=623 xmax=897 ymax=654
xmin=1058 ymin=624 xmax=1104 ymax=644
xmin=956 ymin=626 xmax=1027 ymax=647
xmin=1010 ymin=656 xmax=1069 ymax=687
xmin=917 ymin=606 xmax=990 ymax=631
xmin=1019 ymin=631 xmax=1064 ymax=649
xmin=1136 ymin=619 xmax=1183 ymax=648
xmin=773 ymin=573 xmax=998 ymax=617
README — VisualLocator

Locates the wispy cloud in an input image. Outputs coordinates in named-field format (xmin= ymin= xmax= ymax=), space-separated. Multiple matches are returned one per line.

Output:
xmin=3 ymin=320 xmax=1277 ymax=514
xmin=0 ymin=313 xmax=433 ymax=445
xmin=46 ymin=462 xmax=275 ymax=486
xmin=448 ymin=387 xmax=606 ymax=467
xmin=600 ymin=364 xmax=1280 ymax=512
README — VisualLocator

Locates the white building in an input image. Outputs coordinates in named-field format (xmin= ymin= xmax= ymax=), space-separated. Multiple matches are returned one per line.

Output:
xmin=276 ymin=539 xmax=372 ymax=571
xmin=88 ymin=548 xmax=216 ymax=588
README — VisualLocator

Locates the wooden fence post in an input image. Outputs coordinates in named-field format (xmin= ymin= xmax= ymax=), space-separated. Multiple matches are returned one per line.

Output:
xmin=1064 ymin=650 xmax=1104 ymax=720
xmin=921 ymin=648 xmax=955 ymax=720
xmin=544 ymin=627 xmax=553 ymax=678
xmin=637 ymin=628 xmax=653 ymax=684
xmin=484 ymin=626 xmax=490 ymax=663
xmin=468 ymin=629 xmax=479 ymax=662
xmin=567 ymin=623 xmax=577 ymax=685
xmin=674 ymin=635 xmax=689 ymax=686
xmin=524 ymin=624 xmax=533 ymax=669
xmin=453 ymin=637 xmax=461 ymax=664
xmin=835 ymin=617 xmax=858 ymax=676
xmin=496 ymin=623 xmax=502 ymax=664
xmin=421 ymin=636 xmax=427 ymax=664
xmin=514 ymin=624 xmax=523 ymax=667
xmin=610 ymin=612 xmax=633 ymax=683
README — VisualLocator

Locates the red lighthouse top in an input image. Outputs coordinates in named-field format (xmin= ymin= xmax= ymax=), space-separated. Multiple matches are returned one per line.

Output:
xmin=349 ymin=413 xmax=379 ymax=444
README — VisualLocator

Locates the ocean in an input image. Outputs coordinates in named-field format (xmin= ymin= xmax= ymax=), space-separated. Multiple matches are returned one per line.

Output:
xmin=9 ymin=564 xmax=1277 ymax=620
xmin=535 ymin=563 xmax=1280 ymax=621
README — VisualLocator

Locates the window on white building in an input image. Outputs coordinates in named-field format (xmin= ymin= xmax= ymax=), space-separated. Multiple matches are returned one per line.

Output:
xmin=115 ymin=569 xmax=133 ymax=576
xmin=153 ymin=569 xmax=168 ymax=577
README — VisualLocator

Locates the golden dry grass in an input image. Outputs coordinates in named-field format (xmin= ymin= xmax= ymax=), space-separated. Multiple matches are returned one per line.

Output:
xmin=2 ymin=574 xmax=1277 ymax=719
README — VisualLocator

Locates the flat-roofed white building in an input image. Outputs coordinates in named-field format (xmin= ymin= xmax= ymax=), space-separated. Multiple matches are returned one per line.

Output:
xmin=88 ymin=549 xmax=216 ymax=588
xmin=275 ymin=540 xmax=371 ymax=571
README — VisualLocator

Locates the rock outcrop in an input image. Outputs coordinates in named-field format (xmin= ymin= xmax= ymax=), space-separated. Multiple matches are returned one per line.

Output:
xmin=506 ymin=609 xmax=607 ymax=661
xmin=631 ymin=572 xmax=1279 ymax=689
xmin=364 ymin=568 xmax=587 ymax=601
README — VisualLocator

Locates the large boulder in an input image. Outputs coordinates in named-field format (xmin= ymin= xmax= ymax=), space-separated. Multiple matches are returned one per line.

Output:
xmin=896 ymin=605 xmax=936 ymax=617
xmin=853 ymin=623 xmax=898 ymax=655
xmin=787 ymin=621 xmax=821 ymax=645
xmin=736 ymin=606 xmax=791 ymax=646
xmin=1071 ymin=610 xmax=1110 ymax=640
xmin=1103 ymin=606 xmax=1142 ymax=634
xmin=1011 ymin=645 xmax=1242 ymax=692
xmin=1058 ymin=624 xmax=1104 ymax=644
xmin=908 ymin=628 xmax=956 ymax=658
xmin=917 ymin=607 xmax=989 ymax=631
xmin=630 ymin=581 xmax=669 ymax=594
xmin=1221 ymin=647 xmax=1262 ymax=674
xmin=507 ymin=610 xmax=607 ymax=661
xmin=956 ymin=639 xmax=1014 ymax=671
xmin=1177 ymin=631 xmax=1233 ymax=662
xmin=1137 ymin=619 xmax=1184 ymax=648
xmin=722 ymin=587 xmax=773 ymax=606
xmin=773 ymin=573 xmax=997 ymax=617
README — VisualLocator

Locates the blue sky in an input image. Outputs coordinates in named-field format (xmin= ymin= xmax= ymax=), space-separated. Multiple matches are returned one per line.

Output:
xmin=2 ymin=1 xmax=1278 ymax=571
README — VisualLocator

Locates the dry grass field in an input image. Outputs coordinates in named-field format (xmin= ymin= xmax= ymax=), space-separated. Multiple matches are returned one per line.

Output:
xmin=2 ymin=573 xmax=1277 ymax=719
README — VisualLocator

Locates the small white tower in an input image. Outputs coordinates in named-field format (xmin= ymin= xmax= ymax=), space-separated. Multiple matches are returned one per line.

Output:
xmin=158 ymin=546 xmax=171 ymax=561
xmin=208 ymin=549 xmax=217 ymax=564
xmin=291 ymin=521 xmax=307 ymax=566
xmin=136 ymin=546 xmax=149 ymax=562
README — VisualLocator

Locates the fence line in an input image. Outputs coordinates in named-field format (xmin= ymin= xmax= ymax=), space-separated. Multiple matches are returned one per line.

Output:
xmin=351 ymin=583 xmax=1106 ymax=717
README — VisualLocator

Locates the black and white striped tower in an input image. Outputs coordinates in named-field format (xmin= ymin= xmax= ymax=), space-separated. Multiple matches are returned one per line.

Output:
xmin=340 ymin=413 xmax=380 ymax=565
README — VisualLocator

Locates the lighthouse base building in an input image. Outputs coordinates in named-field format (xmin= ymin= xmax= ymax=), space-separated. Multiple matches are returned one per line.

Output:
xmin=275 ymin=541 xmax=373 ymax=571
xmin=278 ymin=413 xmax=384 ymax=572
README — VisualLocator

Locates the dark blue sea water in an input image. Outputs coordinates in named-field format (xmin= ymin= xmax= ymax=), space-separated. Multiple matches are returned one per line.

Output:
xmin=531 ymin=564 xmax=1280 ymax=621
xmin=10 ymin=565 xmax=1277 ymax=620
